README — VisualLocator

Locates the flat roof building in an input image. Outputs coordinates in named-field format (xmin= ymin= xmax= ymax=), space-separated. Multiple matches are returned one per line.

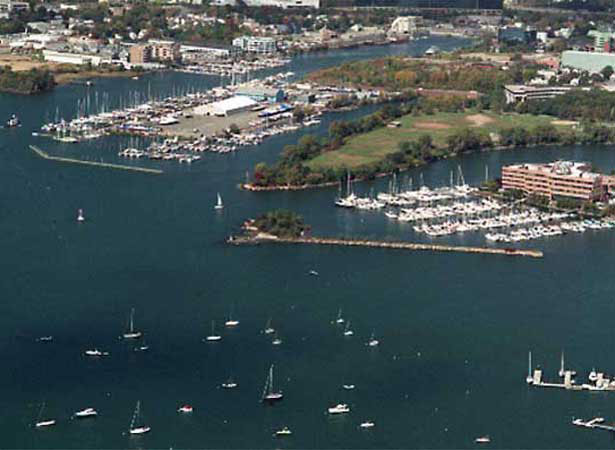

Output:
xmin=502 ymin=161 xmax=606 ymax=201
xmin=503 ymin=84 xmax=580 ymax=104
xmin=235 ymin=84 xmax=284 ymax=103
xmin=193 ymin=95 xmax=257 ymax=117
xmin=232 ymin=36 xmax=277 ymax=54
xmin=130 ymin=44 xmax=151 ymax=64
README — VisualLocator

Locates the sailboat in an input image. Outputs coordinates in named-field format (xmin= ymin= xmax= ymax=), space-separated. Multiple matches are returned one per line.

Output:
xmin=272 ymin=332 xmax=282 ymax=346
xmin=225 ymin=305 xmax=239 ymax=327
xmin=35 ymin=402 xmax=56 ymax=428
xmin=262 ymin=364 xmax=283 ymax=403
xmin=214 ymin=192 xmax=224 ymax=210
xmin=526 ymin=351 xmax=533 ymax=384
xmin=335 ymin=308 xmax=344 ymax=325
xmin=264 ymin=318 xmax=275 ymax=335
xmin=77 ymin=209 xmax=85 ymax=222
xmin=123 ymin=308 xmax=142 ymax=339
xmin=74 ymin=407 xmax=98 ymax=419
xmin=205 ymin=320 xmax=222 ymax=342
xmin=367 ymin=331 xmax=379 ymax=347
xmin=222 ymin=377 xmax=238 ymax=389
xmin=128 ymin=401 xmax=150 ymax=435
xmin=559 ymin=350 xmax=565 ymax=377
xmin=343 ymin=321 xmax=354 ymax=337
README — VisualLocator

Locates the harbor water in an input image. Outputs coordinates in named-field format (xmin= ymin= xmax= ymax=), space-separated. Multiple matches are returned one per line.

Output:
xmin=2 ymin=37 xmax=615 ymax=449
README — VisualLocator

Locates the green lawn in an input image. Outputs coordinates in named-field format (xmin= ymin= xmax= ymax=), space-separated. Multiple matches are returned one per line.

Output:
xmin=306 ymin=111 xmax=572 ymax=171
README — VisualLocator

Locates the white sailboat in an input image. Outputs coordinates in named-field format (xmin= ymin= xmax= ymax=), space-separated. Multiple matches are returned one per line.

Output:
xmin=559 ymin=350 xmax=565 ymax=377
xmin=262 ymin=364 xmax=283 ymax=403
xmin=123 ymin=308 xmax=142 ymax=339
xmin=206 ymin=320 xmax=222 ymax=342
xmin=367 ymin=331 xmax=379 ymax=347
xmin=214 ymin=192 xmax=224 ymax=210
xmin=225 ymin=308 xmax=239 ymax=327
xmin=222 ymin=377 xmax=238 ymax=389
xmin=77 ymin=208 xmax=85 ymax=222
xmin=272 ymin=332 xmax=282 ymax=346
xmin=335 ymin=308 xmax=344 ymax=325
xmin=264 ymin=318 xmax=275 ymax=335
xmin=35 ymin=402 xmax=56 ymax=428
xmin=128 ymin=401 xmax=150 ymax=435
xmin=526 ymin=351 xmax=533 ymax=384
xmin=343 ymin=321 xmax=354 ymax=337
xmin=74 ymin=407 xmax=98 ymax=419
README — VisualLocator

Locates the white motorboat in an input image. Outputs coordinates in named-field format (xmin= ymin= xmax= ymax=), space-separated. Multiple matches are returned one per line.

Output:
xmin=275 ymin=426 xmax=292 ymax=436
xmin=262 ymin=364 xmax=283 ymax=403
xmin=177 ymin=405 xmax=193 ymax=413
xmin=123 ymin=308 xmax=143 ymax=339
xmin=128 ymin=401 xmax=151 ymax=435
xmin=367 ymin=332 xmax=379 ymax=347
xmin=222 ymin=378 xmax=238 ymax=389
xmin=74 ymin=407 xmax=98 ymax=419
xmin=308 ymin=270 xmax=319 ymax=276
xmin=475 ymin=436 xmax=491 ymax=444
xmin=36 ymin=336 xmax=53 ymax=342
xmin=589 ymin=369 xmax=598 ymax=382
xmin=85 ymin=349 xmax=108 ymax=357
xmin=328 ymin=403 xmax=350 ymax=414
xmin=205 ymin=320 xmax=222 ymax=341
xmin=360 ymin=421 xmax=375 ymax=428
xmin=343 ymin=384 xmax=355 ymax=390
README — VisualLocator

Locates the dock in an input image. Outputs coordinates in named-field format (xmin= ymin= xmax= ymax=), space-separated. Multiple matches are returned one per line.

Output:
xmin=228 ymin=235 xmax=544 ymax=258
xmin=28 ymin=145 xmax=163 ymax=175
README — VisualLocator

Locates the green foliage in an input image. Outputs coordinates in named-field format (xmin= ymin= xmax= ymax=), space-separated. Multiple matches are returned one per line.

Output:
xmin=0 ymin=66 xmax=55 ymax=94
xmin=253 ymin=210 xmax=307 ymax=238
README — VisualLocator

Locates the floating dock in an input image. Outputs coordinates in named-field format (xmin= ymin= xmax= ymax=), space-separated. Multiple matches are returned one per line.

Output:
xmin=29 ymin=145 xmax=163 ymax=175
xmin=228 ymin=235 xmax=544 ymax=258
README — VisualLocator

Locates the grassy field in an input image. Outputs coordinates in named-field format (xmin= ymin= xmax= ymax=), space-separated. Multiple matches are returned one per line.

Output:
xmin=306 ymin=111 xmax=573 ymax=171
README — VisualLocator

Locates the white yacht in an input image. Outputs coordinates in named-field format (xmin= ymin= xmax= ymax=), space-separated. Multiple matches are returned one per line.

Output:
xmin=328 ymin=403 xmax=350 ymax=414
xmin=275 ymin=427 xmax=292 ymax=436
xmin=367 ymin=332 xmax=379 ymax=347
xmin=74 ymin=408 xmax=98 ymax=419
xmin=206 ymin=321 xmax=222 ymax=341
xmin=343 ymin=384 xmax=355 ymax=390
xmin=475 ymin=436 xmax=491 ymax=444
xmin=177 ymin=405 xmax=193 ymax=413
xmin=589 ymin=369 xmax=598 ymax=382
xmin=85 ymin=349 xmax=109 ymax=357
xmin=222 ymin=378 xmax=238 ymax=389
xmin=128 ymin=401 xmax=151 ymax=435
xmin=359 ymin=421 xmax=375 ymax=428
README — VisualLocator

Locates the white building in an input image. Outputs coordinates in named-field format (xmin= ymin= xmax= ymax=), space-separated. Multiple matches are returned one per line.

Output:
xmin=388 ymin=16 xmax=422 ymax=36
xmin=193 ymin=96 xmax=257 ymax=117
xmin=42 ymin=50 xmax=105 ymax=66
xmin=232 ymin=36 xmax=277 ymax=54
xmin=243 ymin=0 xmax=319 ymax=7
xmin=0 ymin=0 xmax=29 ymax=13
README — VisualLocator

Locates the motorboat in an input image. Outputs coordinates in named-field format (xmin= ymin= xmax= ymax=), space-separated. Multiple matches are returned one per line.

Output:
xmin=328 ymin=403 xmax=350 ymax=414
xmin=35 ymin=419 xmax=56 ymax=428
xmin=85 ymin=349 xmax=108 ymax=357
xmin=177 ymin=405 xmax=193 ymax=413
xmin=343 ymin=384 xmax=355 ymax=390
xmin=74 ymin=408 xmax=98 ymax=419
xmin=36 ymin=336 xmax=53 ymax=342
xmin=367 ymin=332 xmax=379 ymax=347
xmin=6 ymin=114 xmax=20 ymax=128
xmin=360 ymin=421 xmax=375 ymax=428
xmin=275 ymin=427 xmax=292 ymax=436
xmin=475 ymin=436 xmax=491 ymax=444
xmin=222 ymin=379 xmax=238 ymax=389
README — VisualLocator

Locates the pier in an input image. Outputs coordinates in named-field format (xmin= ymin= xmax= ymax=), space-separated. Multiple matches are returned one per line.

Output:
xmin=29 ymin=145 xmax=163 ymax=175
xmin=228 ymin=235 xmax=544 ymax=258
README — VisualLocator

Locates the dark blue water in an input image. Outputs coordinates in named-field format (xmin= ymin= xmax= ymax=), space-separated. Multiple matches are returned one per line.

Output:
xmin=2 ymin=37 xmax=615 ymax=449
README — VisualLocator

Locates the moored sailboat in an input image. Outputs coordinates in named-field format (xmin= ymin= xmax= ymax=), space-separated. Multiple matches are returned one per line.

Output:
xmin=35 ymin=402 xmax=56 ymax=428
xmin=205 ymin=320 xmax=222 ymax=342
xmin=123 ymin=308 xmax=142 ymax=339
xmin=128 ymin=401 xmax=150 ymax=435
xmin=214 ymin=192 xmax=224 ymax=210
xmin=262 ymin=364 xmax=283 ymax=403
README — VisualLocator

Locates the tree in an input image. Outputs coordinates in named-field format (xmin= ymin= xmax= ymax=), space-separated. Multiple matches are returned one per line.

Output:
xmin=602 ymin=65 xmax=614 ymax=81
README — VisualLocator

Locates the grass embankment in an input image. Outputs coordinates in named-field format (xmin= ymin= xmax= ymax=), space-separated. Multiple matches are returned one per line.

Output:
xmin=306 ymin=111 xmax=572 ymax=171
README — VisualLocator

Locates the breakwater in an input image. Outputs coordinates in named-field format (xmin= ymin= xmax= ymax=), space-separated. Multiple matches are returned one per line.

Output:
xmin=228 ymin=235 xmax=544 ymax=258
xmin=29 ymin=145 xmax=163 ymax=174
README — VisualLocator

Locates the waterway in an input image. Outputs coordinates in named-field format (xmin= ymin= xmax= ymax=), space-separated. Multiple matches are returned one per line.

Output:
xmin=2 ymin=36 xmax=615 ymax=449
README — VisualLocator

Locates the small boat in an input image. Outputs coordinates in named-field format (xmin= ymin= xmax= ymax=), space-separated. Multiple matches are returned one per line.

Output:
xmin=272 ymin=333 xmax=282 ymax=346
xmin=342 ymin=384 xmax=355 ymax=390
xmin=35 ymin=402 xmax=56 ymax=428
xmin=77 ymin=209 xmax=85 ymax=222
xmin=177 ymin=405 xmax=193 ymax=413
xmin=475 ymin=436 xmax=491 ymax=444
xmin=526 ymin=351 xmax=533 ymax=384
xmin=343 ymin=321 xmax=354 ymax=337
xmin=85 ymin=80 xmax=93 ymax=87
xmin=123 ymin=308 xmax=143 ymax=339
xmin=335 ymin=308 xmax=344 ymax=325
xmin=74 ymin=407 xmax=98 ymax=419
xmin=131 ymin=76 xmax=139 ymax=80
xmin=360 ymin=421 xmax=375 ymax=428
xmin=5 ymin=114 xmax=20 ymax=128
xmin=308 ymin=270 xmax=319 ymax=276
xmin=214 ymin=192 xmax=224 ymax=210
xmin=589 ymin=368 xmax=598 ymax=382
xmin=264 ymin=318 xmax=275 ymax=335
xmin=128 ymin=401 xmax=151 ymax=435
xmin=85 ymin=349 xmax=109 ymax=357
xmin=205 ymin=321 xmax=222 ymax=342
xmin=222 ymin=378 xmax=238 ymax=389
xmin=262 ymin=364 xmax=283 ymax=403
xmin=225 ymin=305 xmax=239 ymax=327
xmin=36 ymin=336 xmax=53 ymax=342
xmin=134 ymin=338 xmax=149 ymax=352
xmin=328 ymin=403 xmax=350 ymax=414
xmin=367 ymin=332 xmax=379 ymax=347
xmin=274 ymin=426 xmax=292 ymax=436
